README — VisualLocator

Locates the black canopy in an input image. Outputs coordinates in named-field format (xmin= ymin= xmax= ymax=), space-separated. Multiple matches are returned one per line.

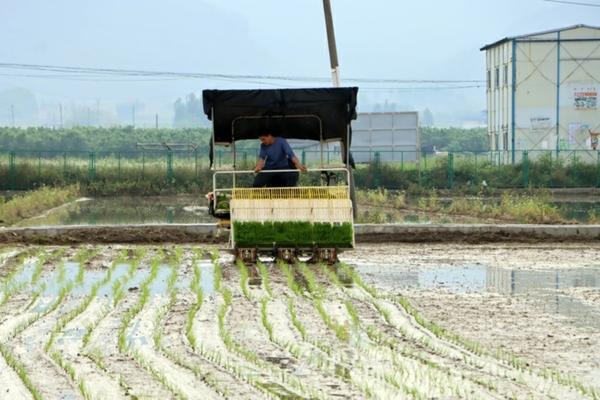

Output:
xmin=202 ymin=87 xmax=358 ymax=144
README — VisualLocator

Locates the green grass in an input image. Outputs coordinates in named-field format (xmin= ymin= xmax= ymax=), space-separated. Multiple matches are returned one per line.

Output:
xmin=442 ymin=191 xmax=564 ymax=223
xmin=359 ymin=188 xmax=567 ymax=224
xmin=233 ymin=221 xmax=353 ymax=248
xmin=0 ymin=185 xmax=79 ymax=226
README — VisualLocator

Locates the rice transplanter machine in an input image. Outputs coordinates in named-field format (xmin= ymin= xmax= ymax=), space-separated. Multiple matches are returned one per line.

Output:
xmin=202 ymin=87 xmax=359 ymax=264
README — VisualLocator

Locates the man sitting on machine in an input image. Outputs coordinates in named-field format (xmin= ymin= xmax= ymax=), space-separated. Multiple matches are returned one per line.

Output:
xmin=253 ymin=132 xmax=307 ymax=187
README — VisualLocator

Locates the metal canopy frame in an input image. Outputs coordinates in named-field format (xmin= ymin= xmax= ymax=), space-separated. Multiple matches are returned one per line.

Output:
xmin=210 ymin=112 xmax=352 ymax=173
xmin=210 ymin=111 xmax=354 ymax=218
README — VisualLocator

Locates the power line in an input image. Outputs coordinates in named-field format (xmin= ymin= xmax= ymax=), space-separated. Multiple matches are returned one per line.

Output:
xmin=361 ymin=85 xmax=483 ymax=91
xmin=0 ymin=71 xmax=482 ymax=90
xmin=543 ymin=0 xmax=600 ymax=7
xmin=0 ymin=62 xmax=484 ymax=85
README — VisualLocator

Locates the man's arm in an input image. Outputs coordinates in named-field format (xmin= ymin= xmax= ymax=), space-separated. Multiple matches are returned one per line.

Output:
xmin=254 ymin=158 xmax=265 ymax=173
xmin=281 ymin=138 xmax=307 ymax=172
xmin=290 ymin=156 xmax=307 ymax=172
xmin=255 ymin=145 xmax=267 ymax=173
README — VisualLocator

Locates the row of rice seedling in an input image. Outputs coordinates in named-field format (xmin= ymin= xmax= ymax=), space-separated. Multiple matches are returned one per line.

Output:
xmin=292 ymin=262 xmax=429 ymax=398
xmin=44 ymin=248 xmax=126 ymax=399
xmin=81 ymin=248 xmax=148 ymax=398
xmin=154 ymin=247 xmax=233 ymax=397
xmin=0 ymin=249 xmax=79 ymax=400
xmin=81 ymin=249 xmax=143 ymax=348
xmin=390 ymin=290 xmax=600 ymax=399
xmin=335 ymin=262 xmax=594 ymax=398
xmin=110 ymin=248 xmax=186 ymax=398
xmin=318 ymin=262 xmax=493 ymax=398
xmin=254 ymin=261 xmax=369 ymax=398
xmin=180 ymin=252 xmax=283 ymax=398
xmin=331 ymin=264 xmax=492 ymax=397
xmin=185 ymin=249 xmax=204 ymax=351
xmin=0 ymin=248 xmax=44 ymax=308
xmin=218 ymin=258 xmax=325 ymax=399
xmin=318 ymin=263 xmax=448 ymax=399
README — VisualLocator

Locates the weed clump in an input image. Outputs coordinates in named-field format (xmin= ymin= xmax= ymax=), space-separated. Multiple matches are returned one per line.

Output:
xmin=0 ymin=185 xmax=79 ymax=226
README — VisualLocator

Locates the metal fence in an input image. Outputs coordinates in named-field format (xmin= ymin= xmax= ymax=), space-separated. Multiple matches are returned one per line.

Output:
xmin=1 ymin=148 xmax=599 ymax=190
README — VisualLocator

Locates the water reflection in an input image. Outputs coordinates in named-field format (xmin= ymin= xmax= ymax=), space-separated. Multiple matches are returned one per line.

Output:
xmin=17 ymin=196 xmax=216 ymax=226
xmin=357 ymin=263 xmax=600 ymax=329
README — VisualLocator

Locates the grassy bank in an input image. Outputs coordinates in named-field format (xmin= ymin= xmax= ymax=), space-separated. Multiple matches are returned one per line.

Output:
xmin=357 ymin=189 xmax=566 ymax=224
xmin=0 ymin=185 xmax=80 ymax=226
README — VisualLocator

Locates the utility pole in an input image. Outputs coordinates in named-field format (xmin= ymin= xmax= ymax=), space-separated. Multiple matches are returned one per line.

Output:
xmin=96 ymin=98 xmax=101 ymax=127
xmin=155 ymin=113 xmax=159 ymax=129
xmin=322 ymin=0 xmax=340 ymax=87
xmin=59 ymin=103 xmax=63 ymax=128
xmin=10 ymin=104 xmax=15 ymax=127
xmin=132 ymin=104 xmax=136 ymax=127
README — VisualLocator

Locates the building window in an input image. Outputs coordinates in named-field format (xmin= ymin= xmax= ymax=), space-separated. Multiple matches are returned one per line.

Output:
xmin=503 ymin=129 xmax=509 ymax=151
xmin=487 ymin=70 xmax=491 ymax=90
xmin=495 ymin=67 xmax=500 ymax=89
xmin=504 ymin=64 xmax=508 ymax=86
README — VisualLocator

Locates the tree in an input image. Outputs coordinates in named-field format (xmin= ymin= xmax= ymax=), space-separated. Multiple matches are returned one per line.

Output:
xmin=422 ymin=108 xmax=434 ymax=127
xmin=173 ymin=93 xmax=209 ymax=128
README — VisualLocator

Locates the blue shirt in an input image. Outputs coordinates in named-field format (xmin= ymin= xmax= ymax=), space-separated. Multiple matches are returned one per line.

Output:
xmin=259 ymin=137 xmax=296 ymax=170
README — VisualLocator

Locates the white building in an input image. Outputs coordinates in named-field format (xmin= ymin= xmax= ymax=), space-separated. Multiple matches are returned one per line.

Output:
xmin=481 ymin=25 xmax=600 ymax=163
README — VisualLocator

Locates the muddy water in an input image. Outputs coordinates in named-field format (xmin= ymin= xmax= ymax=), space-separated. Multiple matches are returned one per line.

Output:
xmin=17 ymin=196 xmax=216 ymax=226
xmin=357 ymin=262 xmax=600 ymax=330
xmin=345 ymin=243 xmax=600 ymax=392
xmin=1 ymin=244 xmax=599 ymax=399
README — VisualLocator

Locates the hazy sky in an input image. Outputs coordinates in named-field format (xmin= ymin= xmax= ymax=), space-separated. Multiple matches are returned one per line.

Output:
xmin=0 ymin=0 xmax=597 ymax=125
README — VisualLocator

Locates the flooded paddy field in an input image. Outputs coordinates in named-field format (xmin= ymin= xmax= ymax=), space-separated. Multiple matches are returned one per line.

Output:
xmin=0 ymin=244 xmax=598 ymax=399
xmin=15 ymin=196 xmax=215 ymax=227
xmin=12 ymin=194 xmax=600 ymax=227
xmin=345 ymin=243 xmax=600 ymax=395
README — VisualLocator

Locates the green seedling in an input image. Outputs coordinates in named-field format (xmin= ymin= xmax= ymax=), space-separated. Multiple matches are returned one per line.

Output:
xmin=0 ymin=342 xmax=43 ymax=400
xmin=260 ymin=297 xmax=274 ymax=342
xmin=287 ymin=298 xmax=307 ymax=341
xmin=277 ymin=261 xmax=301 ymax=295
xmin=213 ymin=256 xmax=222 ymax=292
xmin=237 ymin=260 xmax=251 ymax=300
xmin=256 ymin=261 xmax=273 ymax=297
xmin=186 ymin=255 xmax=203 ymax=350
xmin=233 ymin=221 xmax=353 ymax=248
